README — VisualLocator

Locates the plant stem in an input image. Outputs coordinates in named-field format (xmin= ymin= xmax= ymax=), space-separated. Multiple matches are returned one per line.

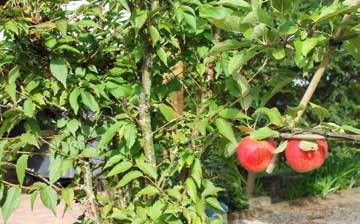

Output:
xmin=138 ymin=48 xmax=157 ymax=169
xmin=83 ymin=162 xmax=102 ymax=224
xmin=137 ymin=1 xmax=159 ymax=170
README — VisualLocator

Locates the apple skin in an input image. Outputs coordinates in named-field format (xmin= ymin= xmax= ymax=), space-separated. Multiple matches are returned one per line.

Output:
xmin=237 ymin=136 xmax=275 ymax=173
xmin=285 ymin=140 xmax=328 ymax=173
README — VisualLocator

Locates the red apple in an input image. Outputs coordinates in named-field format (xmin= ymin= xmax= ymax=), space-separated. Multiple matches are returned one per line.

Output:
xmin=285 ymin=139 xmax=328 ymax=173
xmin=237 ymin=136 xmax=275 ymax=173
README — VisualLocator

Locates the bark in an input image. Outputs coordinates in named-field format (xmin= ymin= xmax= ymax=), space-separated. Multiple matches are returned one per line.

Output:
xmin=83 ymin=162 xmax=102 ymax=224
xmin=137 ymin=0 xmax=159 ymax=169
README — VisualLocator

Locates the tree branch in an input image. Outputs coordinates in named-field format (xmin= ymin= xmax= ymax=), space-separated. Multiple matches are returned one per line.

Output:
xmin=280 ymin=131 xmax=360 ymax=141
xmin=83 ymin=162 xmax=102 ymax=224
xmin=137 ymin=1 xmax=159 ymax=169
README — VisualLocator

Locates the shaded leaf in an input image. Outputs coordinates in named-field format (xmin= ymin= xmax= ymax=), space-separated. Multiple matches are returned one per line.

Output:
xmin=80 ymin=90 xmax=99 ymax=112
xmin=98 ymin=122 xmax=123 ymax=149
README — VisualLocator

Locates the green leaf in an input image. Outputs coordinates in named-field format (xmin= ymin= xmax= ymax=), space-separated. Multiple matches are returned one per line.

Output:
xmin=69 ymin=88 xmax=80 ymax=115
xmin=124 ymin=123 xmax=137 ymax=149
xmin=55 ymin=45 xmax=81 ymax=55
xmin=80 ymin=147 xmax=99 ymax=158
xmin=183 ymin=12 xmax=197 ymax=30
xmin=156 ymin=48 xmax=168 ymax=66
xmin=80 ymin=90 xmax=99 ymax=112
xmin=202 ymin=180 xmax=224 ymax=198
xmin=131 ymin=9 xmax=148 ymax=31
xmin=158 ymin=103 xmax=177 ymax=121
xmin=0 ymin=140 xmax=7 ymax=162
xmin=210 ymin=39 xmax=251 ymax=54
xmin=185 ymin=177 xmax=198 ymax=202
xmin=250 ymin=127 xmax=279 ymax=140
xmin=55 ymin=19 xmax=67 ymax=36
xmin=310 ymin=102 xmax=329 ymax=122
xmin=16 ymin=154 xmax=29 ymax=185
xmin=228 ymin=48 xmax=257 ymax=75
xmin=19 ymin=132 xmax=39 ymax=148
xmin=224 ymin=142 xmax=238 ymax=157
xmin=135 ymin=155 xmax=158 ymax=179
xmin=274 ymin=140 xmax=288 ymax=153
xmin=40 ymin=186 xmax=58 ymax=215
xmin=49 ymin=156 xmax=63 ymax=184
xmin=272 ymin=48 xmax=285 ymax=60
xmin=5 ymin=83 xmax=17 ymax=104
xmin=98 ymin=122 xmax=123 ymax=150
xmin=271 ymin=0 xmax=293 ymax=13
xmin=148 ymin=26 xmax=161 ymax=46
xmin=66 ymin=119 xmax=80 ymax=135
xmin=23 ymin=99 xmax=35 ymax=118
xmin=215 ymin=0 xmax=251 ymax=9
xmin=215 ymin=118 xmax=237 ymax=145
xmin=299 ymin=140 xmax=318 ymax=151
xmin=8 ymin=65 xmax=20 ymax=84
xmin=199 ymin=4 xmax=233 ymax=20
xmin=199 ymin=118 xmax=208 ymax=136
xmin=104 ymin=155 xmax=124 ymax=169
xmin=30 ymin=190 xmax=38 ymax=211
xmin=50 ymin=58 xmax=68 ymax=88
xmin=117 ymin=170 xmax=143 ymax=187
xmin=254 ymin=107 xmax=283 ymax=126
xmin=191 ymin=158 xmax=202 ymax=188
xmin=219 ymin=108 xmax=252 ymax=121
xmin=5 ymin=20 xmax=19 ymax=35
xmin=107 ymin=161 xmax=133 ymax=177
xmin=206 ymin=197 xmax=224 ymax=212
xmin=61 ymin=188 xmax=74 ymax=208
xmin=2 ymin=187 xmax=21 ymax=222
xmin=136 ymin=185 xmax=159 ymax=197
xmin=148 ymin=200 xmax=165 ymax=221
xmin=344 ymin=38 xmax=360 ymax=59
xmin=341 ymin=125 xmax=360 ymax=134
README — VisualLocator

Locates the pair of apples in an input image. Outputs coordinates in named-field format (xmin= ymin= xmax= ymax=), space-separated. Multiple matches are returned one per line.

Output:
xmin=237 ymin=136 xmax=328 ymax=173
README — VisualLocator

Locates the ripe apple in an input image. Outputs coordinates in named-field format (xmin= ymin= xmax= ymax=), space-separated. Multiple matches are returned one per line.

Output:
xmin=237 ymin=136 xmax=275 ymax=173
xmin=285 ymin=139 xmax=328 ymax=173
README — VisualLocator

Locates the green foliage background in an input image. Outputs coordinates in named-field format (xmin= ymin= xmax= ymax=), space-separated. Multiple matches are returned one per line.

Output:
xmin=0 ymin=0 xmax=359 ymax=223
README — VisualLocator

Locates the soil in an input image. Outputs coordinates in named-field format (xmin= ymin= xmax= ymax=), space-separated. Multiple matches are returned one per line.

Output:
xmin=229 ymin=187 xmax=360 ymax=224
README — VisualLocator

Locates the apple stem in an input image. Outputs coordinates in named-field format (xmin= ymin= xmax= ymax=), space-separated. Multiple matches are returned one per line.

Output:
xmin=245 ymin=171 xmax=256 ymax=198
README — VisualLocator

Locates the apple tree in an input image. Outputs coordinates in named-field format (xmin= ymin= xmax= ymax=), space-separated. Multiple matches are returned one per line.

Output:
xmin=0 ymin=0 xmax=359 ymax=223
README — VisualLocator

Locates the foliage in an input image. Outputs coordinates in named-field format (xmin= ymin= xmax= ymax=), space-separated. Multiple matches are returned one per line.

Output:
xmin=0 ymin=0 xmax=359 ymax=223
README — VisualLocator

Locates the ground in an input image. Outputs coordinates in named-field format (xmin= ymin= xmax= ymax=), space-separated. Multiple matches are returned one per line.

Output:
xmin=0 ymin=187 xmax=359 ymax=224
xmin=229 ymin=187 xmax=360 ymax=224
